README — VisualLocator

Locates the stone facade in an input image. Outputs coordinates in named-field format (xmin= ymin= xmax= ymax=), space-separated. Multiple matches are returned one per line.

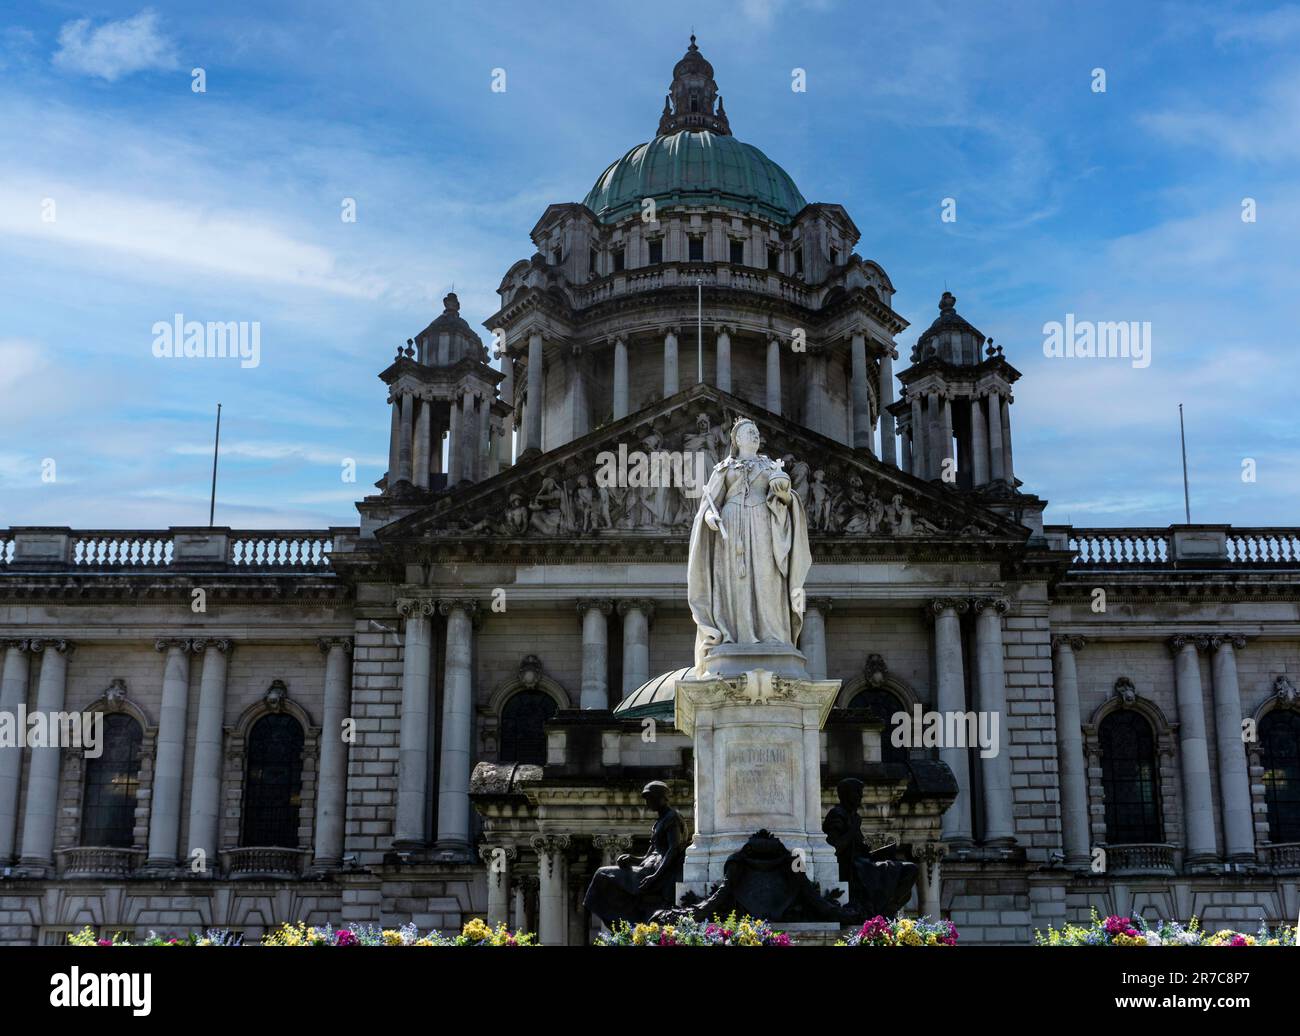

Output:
xmin=1 ymin=40 xmax=1297 ymax=945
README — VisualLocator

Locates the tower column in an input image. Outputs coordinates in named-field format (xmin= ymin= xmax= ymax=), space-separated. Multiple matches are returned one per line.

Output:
xmin=394 ymin=599 xmax=434 ymax=847
xmin=619 ymin=600 xmax=653 ymax=694
xmin=387 ymin=395 xmax=401 ymax=484
xmin=461 ymin=391 xmax=476 ymax=483
xmin=878 ymin=347 xmax=897 ymax=465
xmin=802 ymin=351 xmax=827 ymax=437
xmin=146 ymin=639 xmax=190 ymax=868
xmin=612 ymin=337 xmax=629 ymax=419
xmin=497 ymin=356 xmax=515 ymax=468
xmin=663 ymin=328 xmax=679 ymax=397
xmin=0 ymin=640 xmax=32 ymax=862
xmin=931 ymin=601 xmax=971 ymax=844
xmin=766 ymin=337 xmax=782 ymax=414
xmin=314 ymin=637 xmax=353 ymax=869
xmin=850 ymin=333 xmax=871 ymax=450
xmin=436 ymin=599 xmax=477 ymax=852
xmin=940 ymin=394 xmax=954 ymax=480
xmin=532 ymin=835 xmax=571 ymax=945
xmin=524 ymin=332 xmax=543 ymax=453
xmin=973 ymin=599 xmax=1015 ymax=845
xmin=578 ymin=600 xmax=613 ymax=710
xmin=926 ymin=391 xmax=942 ymax=481
xmin=910 ymin=392 xmax=925 ymax=479
xmin=1209 ymin=636 xmax=1255 ymax=862
xmin=397 ymin=392 xmax=414 ymax=484
xmin=1000 ymin=395 xmax=1015 ymax=483
xmin=413 ymin=398 xmax=431 ymax=489
xmin=987 ymin=392 xmax=1005 ymax=483
xmin=186 ymin=638 xmax=231 ymax=869
xmin=480 ymin=845 xmax=516 ymax=927
xmin=715 ymin=327 xmax=731 ymax=393
xmin=1051 ymin=635 xmax=1091 ymax=868
xmin=447 ymin=392 xmax=462 ymax=485
xmin=1170 ymin=636 xmax=1218 ymax=866
xmin=17 ymin=640 xmax=71 ymax=870
xmin=970 ymin=395 xmax=989 ymax=487
xmin=901 ymin=421 xmax=913 ymax=475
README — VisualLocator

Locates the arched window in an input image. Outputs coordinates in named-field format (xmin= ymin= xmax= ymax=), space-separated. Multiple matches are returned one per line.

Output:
xmin=1099 ymin=710 xmax=1162 ymax=844
xmin=241 ymin=714 xmax=304 ymax=847
xmin=1260 ymin=710 xmax=1300 ymax=843
xmin=500 ymin=691 xmax=557 ymax=765
xmin=81 ymin=714 xmax=143 ymax=847
xmin=847 ymin=688 xmax=909 ymax=767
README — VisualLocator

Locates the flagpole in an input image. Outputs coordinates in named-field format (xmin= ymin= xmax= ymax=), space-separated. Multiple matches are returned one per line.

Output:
xmin=209 ymin=403 xmax=222 ymax=528
xmin=697 ymin=276 xmax=703 ymax=383
xmin=1178 ymin=403 xmax=1190 ymax=524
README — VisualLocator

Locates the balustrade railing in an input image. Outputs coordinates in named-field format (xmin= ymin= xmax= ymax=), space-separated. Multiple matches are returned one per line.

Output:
xmin=0 ymin=528 xmax=339 ymax=570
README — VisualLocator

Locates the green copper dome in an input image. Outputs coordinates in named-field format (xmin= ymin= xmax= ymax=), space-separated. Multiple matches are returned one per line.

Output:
xmin=583 ymin=131 xmax=807 ymax=225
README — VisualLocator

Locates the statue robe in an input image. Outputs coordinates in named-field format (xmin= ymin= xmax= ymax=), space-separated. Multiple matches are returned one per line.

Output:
xmin=686 ymin=454 xmax=812 ymax=673
xmin=583 ymin=808 xmax=687 ymax=926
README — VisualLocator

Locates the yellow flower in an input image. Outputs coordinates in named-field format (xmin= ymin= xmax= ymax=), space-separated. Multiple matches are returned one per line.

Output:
xmin=461 ymin=918 xmax=493 ymax=943
xmin=381 ymin=929 xmax=404 ymax=946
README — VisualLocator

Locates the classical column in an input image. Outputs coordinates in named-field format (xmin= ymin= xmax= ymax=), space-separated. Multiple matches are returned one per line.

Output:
xmin=618 ymin=600 xmax=653 ymax=694
xmin=1209 ymin=635 xmax=1254 ymax=862
xmin=186 ymin=638 xmax=231 ymax=869
xmin=970 ymin=396 xmax=989 ymax=487
xmin=17 ymin=640 xmax=71 ymax=869
xmin=413 ymin=398 xmax=430 ymax=489
xmin=850 ymin=333 xmax=871 ymax=449
xmin=1051 ymin=635 xmax=1091 ymax=868
xmin=497 ymin=356 xmax=515 ymax=468
xmin=446 ymin=392 xmax=462 ymax=486
xmin=803 ymin=352 xmax=827 ymax=437
xmin=801 ymin=599 xmax=830 ymax=680
xmin=532 ymin=834 xmax=571 ymax=946
xmin=916 ymin=845 xmax=945 ymax=919
xmin=578 ymin=599 xmax=612 ymax=710
xmin=0 ymin=640 xmax=32 ymax=863
xmin=1169 ymin=636 xmax=1218 ymax=865
xmin=314 ymin=637 xmax=353 ymax=869
xmin=663 ymin=328 xmax=679 ymax=397
xmin=910 ymin=392 xmax=926 ymax=480
xmin=525 ymin=331 xmax=543 ymax=453
xmin=926 ymin=390 xmax=943 ymax=481
xmin=387 ymin=395 xmax=401 ymax=483
xmin=715 ymin=327 xmax=732 ymax=394
xmin=460 ymin=391 xmax=476 ymax=482
xmin=879 ymin=347 xmax=897 ymax=466
xmin=612 ymin=337 xmax=629 ymax=420
xmin=146 ymin=639 xmax=190 ymax=868
xmin=480 ymin=844 xmax=517 ymax=927
xmin=987 ymin=392 xmax=1005 ymax=483
xmin=593 ymin=833 xmax=633 ymax=868
xmin=973 ymin=598 xmax=1015 ymax=845
xmin=901 ymin=422 xmax=913 ymax=475
xmin=436 ymin=599 xmax=478 ymax=851
xmin=930 ymin=600 xmax=972 ymax=844
xmin=940 ymin=395 xmax=954 ymax=480
xmin=394 ymin=598 xmax=435 ymax=846
xmin=1000 ymin=394 xmax=1015 ymax=482
xmin=397 ymin=393 xmax=414 ymax=484
xmin=766 ymin=337 xmax=782 ymax=414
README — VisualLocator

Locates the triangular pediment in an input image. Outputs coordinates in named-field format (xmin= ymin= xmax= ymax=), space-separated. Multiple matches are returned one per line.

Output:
xmin=376 ymin=384 xmax=1029 ymax=554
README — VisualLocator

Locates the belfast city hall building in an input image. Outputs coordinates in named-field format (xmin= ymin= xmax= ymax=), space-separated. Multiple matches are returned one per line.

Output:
xmin=1 ymin=40 xmax=1298 ymax=945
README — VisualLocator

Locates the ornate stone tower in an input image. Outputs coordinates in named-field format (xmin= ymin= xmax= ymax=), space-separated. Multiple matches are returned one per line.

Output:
xmin=658 ymin=34 xmax=731 ymax=136
xmin=378 ymin=292 xmax=507 ymax=499
xmin=889 ymin=292 xmax=1021 ymax=492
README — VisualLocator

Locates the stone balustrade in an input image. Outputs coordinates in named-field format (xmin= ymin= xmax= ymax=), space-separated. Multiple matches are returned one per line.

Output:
xmin=219 ymin=847 xmax=310 ymax=880
xmin=1101 ymin=843 xmax=1177 ymax=876
xmin=1045 ymin=525 xmax=1300 ymax=568
xmin=0 ymin=527 xmax=352 ymax=570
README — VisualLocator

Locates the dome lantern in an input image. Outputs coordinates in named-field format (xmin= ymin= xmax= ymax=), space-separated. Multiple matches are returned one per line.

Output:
xmin=658 ymin=34 xmax=731 ymax=137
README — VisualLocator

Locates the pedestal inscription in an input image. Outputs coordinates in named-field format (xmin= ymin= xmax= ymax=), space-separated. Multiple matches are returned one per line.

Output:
xmin=727 ymin=742 xmax=794 ymax=816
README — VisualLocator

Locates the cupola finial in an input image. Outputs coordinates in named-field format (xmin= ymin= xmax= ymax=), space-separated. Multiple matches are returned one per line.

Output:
xmin=658 ymin=36 xmax=731 ymax=137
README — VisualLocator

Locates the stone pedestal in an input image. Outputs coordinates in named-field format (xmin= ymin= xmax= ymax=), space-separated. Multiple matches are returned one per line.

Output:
xmin=674 ymin=663 xmax=843 ymax=898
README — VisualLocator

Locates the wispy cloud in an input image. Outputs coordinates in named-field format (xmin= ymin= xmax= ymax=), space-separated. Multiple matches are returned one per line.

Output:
xmin=52 ymin=9 xmax=179 ymax=82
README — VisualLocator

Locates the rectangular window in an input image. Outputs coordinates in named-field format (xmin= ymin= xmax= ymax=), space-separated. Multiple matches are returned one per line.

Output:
xmin=768 ymin=247 xmax=780 ymax=272
xmin=795 ymin=248 xmax=805 ymax=276
xmin=689 ymin=236 xmax=704 ymax=262
xmin=590 ymin=248 xmax=598 ymax=276
xmin=613 ymin=248 xmax=625 ymax=272
xmin=648 ymin=239 xmax=663 ymax=264
xmin=552 ymin=247 xmax=563 ymax=265
xmin=729 ymin=239 xmax=745 ymax=265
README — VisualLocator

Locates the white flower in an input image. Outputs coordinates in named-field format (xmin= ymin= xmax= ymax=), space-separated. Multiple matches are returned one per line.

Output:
xmin=1144 ymin=931 xmax=1162 ymax=946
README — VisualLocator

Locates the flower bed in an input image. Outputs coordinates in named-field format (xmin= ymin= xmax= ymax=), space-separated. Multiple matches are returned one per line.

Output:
xmin=839 ymin=915 xmax=958 ymax=946
xmin=67 ymin=919 xmax=534 ymax=947
xmin=596 ymin=913 xmax=790 ymax=946
xmin=1035 ymin=910 xmax=1297 ymax=947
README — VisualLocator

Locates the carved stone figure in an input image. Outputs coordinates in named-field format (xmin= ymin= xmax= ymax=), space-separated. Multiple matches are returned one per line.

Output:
xmin=687 ymin=418 xmax=811 ymax=673
xmin=890 ymin=493 xmax=913 ymax=536
xmin=583 ymin=781 xmax=687 ymax=927
xmin=822 ymin=778 xmax=919 ymax=919
xmin=841 ymin=475 xmax=872 ymax=533
xmin=809 ymin=469 xmax=833 ymax=530
xmin=529 ymin=476 xmax=569 ymax=535
xmin=573 ymin=474 xmax=596 ymax=533
xmin=503 ymin=494 xmax=530 ymax=535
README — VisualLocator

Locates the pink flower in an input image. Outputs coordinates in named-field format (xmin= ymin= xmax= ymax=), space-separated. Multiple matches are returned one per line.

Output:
xmin=1230 ymin=935 xmax=1246 ymax=947
xmin=334 ymin=929 xmax=358 ymax=947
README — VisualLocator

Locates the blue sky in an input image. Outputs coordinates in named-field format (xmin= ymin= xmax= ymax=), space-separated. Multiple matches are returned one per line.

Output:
xmin=1 ymin=0 xmax=1296 ymax=530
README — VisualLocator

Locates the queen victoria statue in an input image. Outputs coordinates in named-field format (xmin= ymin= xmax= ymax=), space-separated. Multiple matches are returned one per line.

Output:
xmin=687 ymin=418 xmax=812 ymax=677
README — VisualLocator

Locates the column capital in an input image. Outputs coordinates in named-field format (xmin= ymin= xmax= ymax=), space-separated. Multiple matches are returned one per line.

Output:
xmin=317 ymin=636 xmax=354 ymax=654
xmin=437 ymin=598 xmax=480 ymax=619
xmin=664 ymin=326 xmax=680 ymax=338
xmin=30 ymin=638 xmax=74 ymax=655
xmin=715 ymin=323 xmax=735 ymax=336
xmin=925 ymin=597 xmax=969 ymax=618
xmin=591 ymin=833 xmax=633 ymax=853
xmin=1206 ymin=633 xmax=1248 ymax=652
xmin=1051 ymin=634 xmax=1087 ymax=653
xmin=479 ymin=844 xmax=519 ymax=866
xmin=806 ymin=597 xmax=834 ymax=614
xmin=395 ymin=597 xmax=436 ymax=619
xmin=530 ymin=833 xmax=571 ymax=876
xmin=1167 ymin=634 xmax=1210 ymax=655
xmin=0 ymin=637 xmax=33 ymax=652
xmin=577 ymin=598 xmax=614 ymax=619
xmin=153 ymin=638 xmax=190 ymax=653
xmin=617 ymin=599 xmax=656 ymax=623
xmin=188 ymin=637 xmax=232 ymax=654
xmin=970 ymin=596 xmax=1010 ymax=615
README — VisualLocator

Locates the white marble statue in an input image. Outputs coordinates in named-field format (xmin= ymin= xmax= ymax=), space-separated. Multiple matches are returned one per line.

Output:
xmin=687 ymin=418 xmax=812 ymax=673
